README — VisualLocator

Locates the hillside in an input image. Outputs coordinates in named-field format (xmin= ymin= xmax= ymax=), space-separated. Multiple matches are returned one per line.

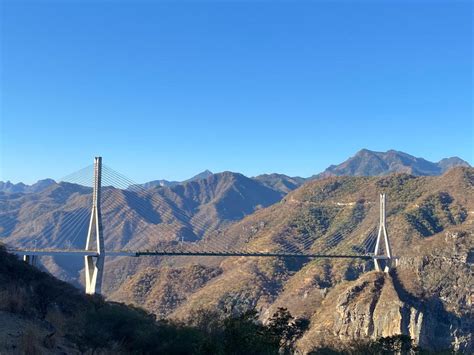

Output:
xmin=1 ymin=245 xmax=317 ymax=354
xmin=111 ymin=167 xmax=474 ymax=352
xmin=312 ymin=149 xmax=470 ymax=178
xmin=0 ymin=246 xmax=197 ymax=354
xmin=0 ymin=171 xmax=285 ymax=288
xmin=1 ymin=159 xmax=472 ymax=352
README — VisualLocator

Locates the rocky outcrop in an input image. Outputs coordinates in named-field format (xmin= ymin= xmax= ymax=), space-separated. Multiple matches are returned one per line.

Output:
xmin=392 ymin=231 xmax=473 ymax=352
xmin=297 ymin=231 xmax=473 ymax=353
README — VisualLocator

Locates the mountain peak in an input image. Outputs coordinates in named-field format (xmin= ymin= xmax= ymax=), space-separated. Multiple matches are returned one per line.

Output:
xmin=185 ymin=170 xmax=213 ymax=182
xmin=312 ymin=149 xmax=470 ymax=179
xmin=437 ymin=157 xmax=471 ymax=172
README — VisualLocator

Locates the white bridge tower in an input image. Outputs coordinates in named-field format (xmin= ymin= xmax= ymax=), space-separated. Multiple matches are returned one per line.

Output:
xmin=373 ymin=193 xmax=395 ymax=272
xmin=84 ymin=157 xmax=105 ymax=295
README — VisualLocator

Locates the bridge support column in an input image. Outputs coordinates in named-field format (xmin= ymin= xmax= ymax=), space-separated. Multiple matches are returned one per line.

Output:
xmin=23 ymin=254 xmax=38 ymax=266
xmin=373 ymin=193 xmax=393 ymax=273
xmin=84 ymin=157 xmax=105 ymax=295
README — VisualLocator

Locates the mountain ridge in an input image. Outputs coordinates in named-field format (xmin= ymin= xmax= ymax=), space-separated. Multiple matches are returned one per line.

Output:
xmin=311 ymin=149 xmax=470 ymax=179
xmin=2 ymin=150 xmax=469 ymax=194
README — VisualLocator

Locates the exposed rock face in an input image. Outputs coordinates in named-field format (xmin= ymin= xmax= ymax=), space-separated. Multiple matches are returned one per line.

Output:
xmin=393 ymin=231 xmax=473 ymax=352
xmin=298 ymin=231 xmax=473 ymax=353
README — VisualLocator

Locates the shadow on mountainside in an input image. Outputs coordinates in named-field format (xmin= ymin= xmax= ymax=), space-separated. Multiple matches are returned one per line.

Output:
xmin=389 ymin=268 xmax=472 ymax=352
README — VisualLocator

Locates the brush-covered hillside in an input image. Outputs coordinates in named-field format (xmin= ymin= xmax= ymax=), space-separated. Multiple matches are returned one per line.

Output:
xmin=111 ymin=167 xmax=474 ymax=352
xmin=0 ymin=245 xmax=219 ymax=354
xmin=0 ymin=245 xmax=344 ymax=354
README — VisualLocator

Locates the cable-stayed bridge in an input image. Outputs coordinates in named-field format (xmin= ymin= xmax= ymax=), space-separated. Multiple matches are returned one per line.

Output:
xmin=1 ymin=157 xmax=395 ymax=295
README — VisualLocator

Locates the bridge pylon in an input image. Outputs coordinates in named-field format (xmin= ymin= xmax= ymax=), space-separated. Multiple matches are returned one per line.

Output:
xmin=84 ymin=157 xmax=105 ymax=295
xmin=373 ymin=193 xmax=395 ymax=273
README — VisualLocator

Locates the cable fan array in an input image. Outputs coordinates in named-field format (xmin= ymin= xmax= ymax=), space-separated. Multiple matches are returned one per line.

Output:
xmin=0 ymin=163 xmax=379 ymax=257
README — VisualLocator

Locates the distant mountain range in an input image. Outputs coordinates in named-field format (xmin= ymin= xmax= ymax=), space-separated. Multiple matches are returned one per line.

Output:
xmin=1 ymin=149 xmax=470 ymax=195
xmin=0 ymin=178 xmax=56 ymax=194
xmin=133 ymin=170 xmax=214 ymax=189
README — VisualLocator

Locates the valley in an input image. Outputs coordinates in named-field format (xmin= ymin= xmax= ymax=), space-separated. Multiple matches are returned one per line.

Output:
xmin=1 ymin=150 xmax=472 ymax=352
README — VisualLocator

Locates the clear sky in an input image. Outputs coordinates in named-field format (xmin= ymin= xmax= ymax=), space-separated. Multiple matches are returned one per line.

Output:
xmin=1 ymin=0 xmax=472 ymax=184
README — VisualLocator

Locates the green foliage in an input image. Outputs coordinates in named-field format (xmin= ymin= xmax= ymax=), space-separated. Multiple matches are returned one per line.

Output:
xmin=182 ymin=307 xmax=310 ymax=354
xmin=364 ymin=335 xmax=418 ymax=354
xmin=222 ymin=309 xmax=278 ymax=355
xmin=1 ymin=247 xmax=313 ymax=354
xmin=405 ymin=192 xmax=467 ymax=237
xmin=290 ymin=206 xmax=339 ymax=238
xmin=310 ymin=335 xmax=425 ymax=355
xmin=376 ymin=175 xmax=424 ymax=203
xmin=267 ymin=307 xmax=310 ymax=353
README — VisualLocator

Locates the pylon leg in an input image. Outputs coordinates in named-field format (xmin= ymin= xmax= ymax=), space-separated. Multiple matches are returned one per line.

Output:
xmin=84 ymin=157 xmax=105 ymax=295
xmin=373 ymin=194 xmax=393 ymax=273
xmin=23 ymin=255 xmax=38 ymax=266
xmin=85 ymin=254 xmax=104 ymax=295
xmin=374 ymin=258 xmax=381 ymax=272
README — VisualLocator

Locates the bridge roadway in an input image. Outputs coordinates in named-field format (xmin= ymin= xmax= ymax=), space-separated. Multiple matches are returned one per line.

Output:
xmin=8 ymin=248 xmax=383 ymax=259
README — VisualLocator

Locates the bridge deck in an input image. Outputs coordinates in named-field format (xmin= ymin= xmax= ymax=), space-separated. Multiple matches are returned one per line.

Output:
xmin=8 ymin=249 xmax=382 ymax=259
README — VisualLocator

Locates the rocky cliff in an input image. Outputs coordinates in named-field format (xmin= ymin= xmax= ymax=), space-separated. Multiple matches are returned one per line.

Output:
xmin=297 ymin=230 xmax=472 ymax=352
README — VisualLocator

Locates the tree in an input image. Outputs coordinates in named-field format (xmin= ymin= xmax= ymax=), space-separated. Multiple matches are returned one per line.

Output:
xmin=267 ymin=307 xmax=310 ymax=353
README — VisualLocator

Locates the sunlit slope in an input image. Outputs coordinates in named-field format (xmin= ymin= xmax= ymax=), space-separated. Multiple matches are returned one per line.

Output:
xmin=112 ymin=168 xmax=473 ymax=351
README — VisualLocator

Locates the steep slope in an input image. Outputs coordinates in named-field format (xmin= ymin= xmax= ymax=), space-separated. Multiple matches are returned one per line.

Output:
xmin=0 ymin=246 xmax=169 ymax=354
xmin=161 ymin=171 xmax=284 ymax=226
xmin=297 ymin=230 xmax=472 ymax=352
xmin=1 ymin=246 xmax=286 ymax=354
xmin=112 ymin=168 xmax=474 ymax=352
xmin=312 ymin=149 xmax=470 ymax=178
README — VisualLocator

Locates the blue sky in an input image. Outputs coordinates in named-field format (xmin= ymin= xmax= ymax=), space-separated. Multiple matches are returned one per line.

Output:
xmin=1 ymin=0 xmax=472 ymax=184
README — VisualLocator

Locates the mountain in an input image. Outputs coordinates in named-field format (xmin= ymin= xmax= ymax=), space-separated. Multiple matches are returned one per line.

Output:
xmin=311 ymin=149 xmax=470 ymax=179
xmin=111 ymin=167 xmax=474 ymax=352
xmin=3 ymin=150 xmax=468 ymax=195
xmin=136 ymin=179 xmax=179 ymax=188
xmin=1 ymin=154 xmax=473 ymax=352
xmin=183 ymin=169 xmax=213 ymax=183
xmin=253 ymin=173 xmax=306 ymax=194
xmin=132 ymin=169 xmax=214 ymax=189
xmin=0 ymin=171 xmax=286 ymax=289
xmin=140 ymin=170 xmax=303 ymax=195
xmin=0 ymin=179 xmax=56 ymax=194
xmin=437 ymin=156 xmax=471 ymax=172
